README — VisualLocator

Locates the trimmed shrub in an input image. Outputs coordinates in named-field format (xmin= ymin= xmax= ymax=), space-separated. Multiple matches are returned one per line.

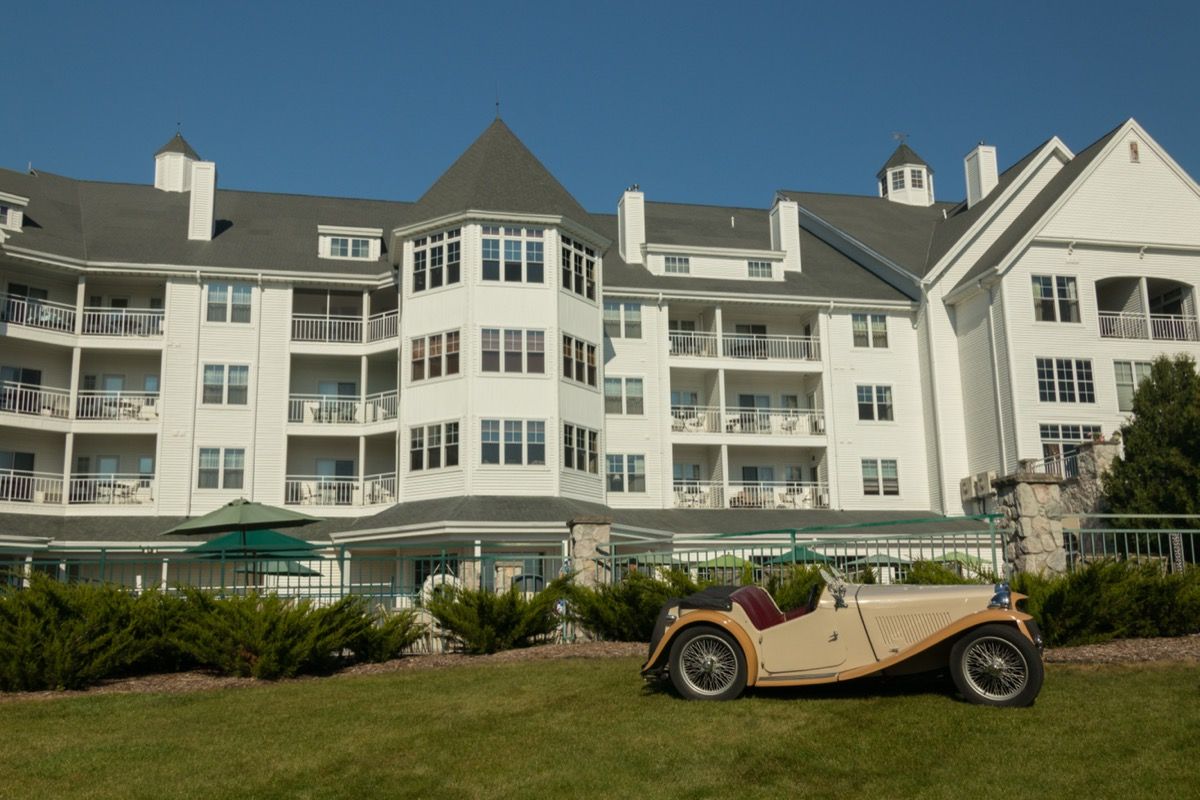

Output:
xmin=1013 ymin=560 xmax=1200 ymax=646
xmin=566 ymin=569 xmax=699 ymax=642
xmin=901 ymin=561 xmax=978 ymax=586
xmin=355 ymin=609 xmax=426 ymax=662
xmin=172 ymin=591 xmax=372 ymax=679
xmin=427 ymin=576 xmax=570 ymax=654
xmin=765 ymin=566 xmax=825 ymax=612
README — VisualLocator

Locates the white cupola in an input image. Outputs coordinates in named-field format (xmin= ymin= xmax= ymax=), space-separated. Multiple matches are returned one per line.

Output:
xmin=877 ymin=142 xmax=935 ymax=207
xmin=154 ymin=132 xmax=200 ymax=193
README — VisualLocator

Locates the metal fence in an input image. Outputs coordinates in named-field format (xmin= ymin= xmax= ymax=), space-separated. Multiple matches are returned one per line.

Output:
xmin=1064 ymin=514 xmax=1199 ymax=573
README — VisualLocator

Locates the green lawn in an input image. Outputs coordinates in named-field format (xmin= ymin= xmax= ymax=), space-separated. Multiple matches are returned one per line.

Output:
xmin=1 ymin=659 xmax=1197 ymax=800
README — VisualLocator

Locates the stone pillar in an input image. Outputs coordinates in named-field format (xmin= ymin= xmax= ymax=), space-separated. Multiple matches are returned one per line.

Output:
xmin=1059 ymin=441 xmax=1122 ymax=516
xmin=568 ymin=515 xmax=612 ymax=588
xmin=994 ymin=472 xmax=1066 ymax=576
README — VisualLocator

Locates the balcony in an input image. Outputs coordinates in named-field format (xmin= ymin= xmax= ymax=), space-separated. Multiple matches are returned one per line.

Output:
xmin=283 ymin=472 xmax=397 ymax=506
xmin=0 ymin=293 xmax=75 ymax=334
xmin=81 ymin=307 xmax=164 ymax=337
xmin=672 ymin=480 xmax=724 ymax=509
xmin=0 ymin=469 xmax=64 ymax=504
xmin=0 ymin=382 xmax=71 ymax=419
xmin=1098 ymin=311 xmax=1200 ymax=342
xmin=668 ymin=331 xmax=820 ymax=362
xmin=291 ymin=310 xmax=398 ymax=344
xmin=68 ymin=474 xmax=155 ymax=506
xmin=728 ymin=481 xmax=830 ymax=509
xmin=76 ymin=391 xmax=160 ymax=421
xmin=287 ymin=390 xmax=398 ymax=425
xmin=670 ymin=405 xmax=825 ymax=436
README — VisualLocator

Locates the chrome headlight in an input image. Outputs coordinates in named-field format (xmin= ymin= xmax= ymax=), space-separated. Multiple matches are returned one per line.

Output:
xmin=988 ymin=583 xmax=1012 ymax=610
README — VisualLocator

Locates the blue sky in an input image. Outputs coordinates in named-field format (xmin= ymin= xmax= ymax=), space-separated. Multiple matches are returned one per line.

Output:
xmin=5 ymin=1 xmax=1199 ymax=212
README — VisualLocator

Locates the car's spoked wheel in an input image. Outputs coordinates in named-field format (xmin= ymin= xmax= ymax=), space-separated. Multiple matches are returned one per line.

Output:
xmin=962 ymin=636 xmax=1028 ymax=701
xmin=668 ymin=627 xmax=747 ymax=701
xmin=950 ymin=624 xmax=1044 ymax=707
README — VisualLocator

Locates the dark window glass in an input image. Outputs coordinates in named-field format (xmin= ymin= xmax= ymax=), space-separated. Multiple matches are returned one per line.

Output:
xmin=526 ymin=331 xmax=544 ymax=374
xmin=429 ymin=334 xmax=443 ymax=379
xmin=430 ymin=245 xmax=444 ymax=289
xmin=483 ymin=238 xmax=500 ymax=281
xmin=413 ymin=250 xmax=427 ymax=292
xmin=482 ymin=329 xmax=500 ymax=373
xmin=427 ymin=425 xmax=442 ymax=469
xmin=446 ymin=240 xmax=461 ymax=284
xmin=445 ymin=422 xmax=459 ymax=467
xmin=527 ymin=421 xmax=545 ymax=465
xmin=504 ymin=329 xmax=523 ymax=372
xmin=504 ymin=240 xmax=522 ymax=282
xmin=410 ymin=427 xmax=424 ymax=471
xmin=481 ymin=420 xmax=500 ymax=465
xmin=411 ymin=338 xmax=425 ymax=382
xmin=504 ymin=420 xmax=523 ymax=464
xmin=445 ymin=331 xmax=460 ymax=375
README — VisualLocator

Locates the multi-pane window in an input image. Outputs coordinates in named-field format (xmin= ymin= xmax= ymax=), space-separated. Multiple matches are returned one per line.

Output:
xmin=562 ymin=423 xmax=599 ymax=474
xmin=603 ymin=302 xmax=642 ymax=339
xmin=664 ymin=255 xmax=690 ymax=274
xmin=206 ymin=283 xmax=252 ymax=323
xmin=197 ymin=447 xmax=244 ymax=489
xmin=604 ymin=377 xmax=644 ymax=414
xmin=1031 ymin=275 xmax=1080 ymax=322
xmin=1036 ymin=357 xmax=1095 ymax=403
xmin=480 ymin=419 xmax=544 ymax=466
xmin=747 ymin=261 xmax=773 ymax=279
xmin=410 ymin=426 xmax=425 ymax=470
xmin=201 ymin=364 xmax=249 ymax=405
xmin=851 ymin=313 xmax=888 ymax=348
xmin=481 ymin=328 xmax=545 ymax=374
xmin=607 ymin=454 xmax=646 ymax=493
xmin=1040 ymin=424 xmax=1103 ymax=477
xmin=1114 ymin=360 xmax=1153 ymax=412
xmin=561 ymin=335 xmax=598 ymax=387
xmin=910 ymin=169 xmax=924 ymax=189
xmin=856 ymin=385 xmax=893 ymax=421
xmin=482 ymin=225 xmax=544 ymax=283
xmin=412 ymin=229 xmax=461 ymax=292
xmin=330 ymin=237 xmax=371 ymax=259
xmin=560 ymin=236 xmax=597 ymax=299
xmin=891 ymin=170 xmax=905 ymax=191
xmin=862 ymin=458 xmax=899 ymax=496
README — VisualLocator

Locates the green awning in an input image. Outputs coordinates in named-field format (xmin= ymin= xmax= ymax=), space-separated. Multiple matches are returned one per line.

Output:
xmin=632 ymin=553 xmax=681 ymax=566
xmin=696 ymin=554 xmax=751 ymax=569
xmin=845 ymin=554 xmax=912 ymax=567
xmin=765 ymin=546 xmax=834 ymax=565
xmin=186 ymin=529 xmax=320 ymax=557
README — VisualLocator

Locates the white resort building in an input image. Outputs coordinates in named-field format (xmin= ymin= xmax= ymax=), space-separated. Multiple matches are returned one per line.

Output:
xmin=1 ymin=117 xmax=1198 ymax=586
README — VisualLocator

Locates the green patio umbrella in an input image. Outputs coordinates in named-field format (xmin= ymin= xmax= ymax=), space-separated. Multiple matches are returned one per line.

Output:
xmin=186 ymin=528 xmax=320 ymax=558
xmin=765 ymin=546 xmax=834 ymax=565
xmin=696 ymin=554 xmax=751 ymax=569
xmin=932 ymin=551 xmax=986 ymax=569
xmin=234 ymin=559 xmax=322 ymax=577
xmin=845 ymin=554 xmax=912 ymax=568
xmin=633 ymin=552 xmax=682 ymax=566
xmin=162 ymin=498 xmax=320 ymax=550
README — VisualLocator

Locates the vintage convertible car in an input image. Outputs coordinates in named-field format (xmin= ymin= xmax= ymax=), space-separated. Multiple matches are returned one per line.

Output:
xmin=642 ymin=568 xmax=1044 ymax=706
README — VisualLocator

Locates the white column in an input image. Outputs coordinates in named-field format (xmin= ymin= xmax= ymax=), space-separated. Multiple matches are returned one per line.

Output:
xmin=74 ymin=275 xmax=86 ymax=335
xmin=714 ymin=305 xmax=724 ymax=358
xmin=360 ymin=355 xmax=369 ymax=422
xmin=68 ymin=347 xmax=81 ymax=419
xmin=818 ymin=308 xmax=839 ymax=509
xmin=62 ymin=432 xmax=75 ymax=502
xmin=161 ymin=558 xmax=169 ymax=591
xmin=1139 ymin=276 xmax=1153 ymax=338
xmin=362 ymin=289 xmax=370 ymax=343
xmin=357 ymin=435 xmax=366 ymax=506
xmin=720 ymin=443 xmax=730 ymax=509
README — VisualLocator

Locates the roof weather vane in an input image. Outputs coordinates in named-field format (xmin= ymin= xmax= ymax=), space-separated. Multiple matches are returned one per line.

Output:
xmin=892 ymin=131 xmax=909 ymax=145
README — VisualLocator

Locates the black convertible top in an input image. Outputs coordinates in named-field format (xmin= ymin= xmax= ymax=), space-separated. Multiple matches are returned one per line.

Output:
xmin=678 ymin=585 xmax=740 ymax=612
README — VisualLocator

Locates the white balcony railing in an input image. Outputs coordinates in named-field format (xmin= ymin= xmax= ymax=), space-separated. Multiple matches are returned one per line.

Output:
xmin=1099 ymin=311 xmax=1200 ymax=341
xmin=284 ymin=475 xmax=362 ymax=506
xmin=81 ymin=307 xmax=164 ymax=337
xmin=722 ymin=333 xmax=821 ymax=361
xmin=728 ymin=481 xmax=830 ymax=509
xmin=69 ymin=474 xmax=155 ymax=505
xmin=364 ymin=472 xmax=397 ymax=505
xmin=364 ymin=390 xmax=398 ymax=422
xmin=672 ymin=480 xmax=724 ymax=509
xmin=668 ymin=331 xmax=719 ymax=358
xmin=670 ymin=405 xmax=723 ymax=433
xmin=0 ymin=293 xmax=75 ymax=333
xmin=1023 ymin=454 xmax=1080 ymax=479
xmin=367 ymin=309 xmax=399 ymax=342
xmin=76 ymin=391 xmax=160 ymax=421
xmin=291 ymin=314 xmax=364 ymax=343
xmin=723 ymin=408 xmax=825 ymax=435
xmin=0 ymin=469 xmax=64 ymax=504
xmin=0 ymin=381 xmax=71 ymax=418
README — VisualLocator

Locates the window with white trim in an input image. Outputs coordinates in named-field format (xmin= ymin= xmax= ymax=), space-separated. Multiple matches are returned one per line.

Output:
xmin=856 ymin=385 xmax=893 ymax=421
xmin=664 ymin=255 xmax=690 ymax=274
xmin=206 ymin=283 xmax=252 ymax=323
xmin=604 ymin=377 xmax=644 ymax=415
xmin=603 ymin=302 xmax=642 ymax=339
xmin=412 ymin=228 xmax=461 ymax=292
xmin=1114 ymin=360 xmax=1153 ymax=412
xmin=747 ymin=260 xmax=773 ymax=279
xmin=480 ymin=328 xmax=544 ymax=374
xmin=851 ymin=313 xmax=887 ymax=348
xmin=910 ymin=169 xmax=924 ymax=190
xmin=480 ymin=419 xmax=544 ymax=466
xmin=330 ymin=237 xmax=371 ymax=259
xmin=482 ymin=225 xmax=544 ymax=283
xmin=1031 ymin=275 xmax=1080 ymax=322
xmin=197 ymin=447 xmax=245 ymax=489
xmin=862 ymin=458 xmax=899 ymax=496
xmin=563 ymin=423 xmax=599 ymax=474
xmin=560 ymin=235 xmax=596 ymax=299
xmin=201 ymin=364 xmax=249 ymax=405
xmin=410 ymin=330 xmax=460 ymax=382
xmin=891 ymin=170 xmax=905 ymax=191
xmin=1036 ymin=357 xmax=1095 ymax=403
xmin=561 ymin=335 xmax=597 ymax=387
xmin=607 ymin=454 xmax=646 ymax=493
xmin=410 ymin=421 xmax=460 ymax=471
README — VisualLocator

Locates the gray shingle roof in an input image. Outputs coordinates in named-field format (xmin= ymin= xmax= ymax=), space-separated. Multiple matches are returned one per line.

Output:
xmin=952 ymin=122 xmax=1125 ymax=290
xmin=0 ymin=512 xmax=344 ymax=545
xmin=154 ymin=133 xmax=200 ymax=160
xmin=408 ymin=119 xmax=592 ymax=225
xmin=611 ymin=508 xmax=988 ymax=536
xmin=878 ymin=143 xmax=931 ymax=176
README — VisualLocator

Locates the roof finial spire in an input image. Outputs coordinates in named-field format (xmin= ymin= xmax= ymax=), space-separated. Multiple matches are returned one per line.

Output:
xmin=495 ymin=83 xmax=500 ymax=119
xmin=892 ymin=131 xmax=909 ymax=145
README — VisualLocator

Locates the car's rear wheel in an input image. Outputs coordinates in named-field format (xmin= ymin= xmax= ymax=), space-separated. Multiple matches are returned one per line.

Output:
xmin=668 ymin=626 xmax=747 ymax=701
xmin=950 ymin=624 xmax=1043 ymax=707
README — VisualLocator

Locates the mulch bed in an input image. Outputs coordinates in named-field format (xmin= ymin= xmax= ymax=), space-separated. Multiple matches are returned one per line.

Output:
xmin=2 ymin=636 xmax=1195 ymax=702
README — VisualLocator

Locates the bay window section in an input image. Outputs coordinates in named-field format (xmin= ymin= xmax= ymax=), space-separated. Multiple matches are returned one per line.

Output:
xmin=413 ymin=228 xmax=462 ymax=293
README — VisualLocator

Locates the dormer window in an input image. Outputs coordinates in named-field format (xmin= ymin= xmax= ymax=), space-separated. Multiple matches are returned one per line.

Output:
xmin=317 ymin=225 xmax=382 ymax=261
xmin=0 ymin=191 xmax=29 ymax=233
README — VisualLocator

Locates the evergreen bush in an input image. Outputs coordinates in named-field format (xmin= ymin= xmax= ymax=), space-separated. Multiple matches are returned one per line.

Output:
xmin=427 ymin=576 xmax=570 ymax=654
xmin=901 ymin=561 xmax=977 ymax=585
xmin=355 ymin=609 xmax=426 ymax=662
xmin=566 ymin=569 xmax=699 ymax=642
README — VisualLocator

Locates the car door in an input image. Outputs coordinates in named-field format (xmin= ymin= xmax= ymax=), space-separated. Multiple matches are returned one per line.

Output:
xmin=759 ymin=603 xmax=850 ymax=675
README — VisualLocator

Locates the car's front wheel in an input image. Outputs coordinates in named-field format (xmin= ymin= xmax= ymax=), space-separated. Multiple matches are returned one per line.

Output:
xmin=668 ymin=626 xmax=747 ymax=701
xmin=950 ymin=624 xmax=1044 ymax=707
